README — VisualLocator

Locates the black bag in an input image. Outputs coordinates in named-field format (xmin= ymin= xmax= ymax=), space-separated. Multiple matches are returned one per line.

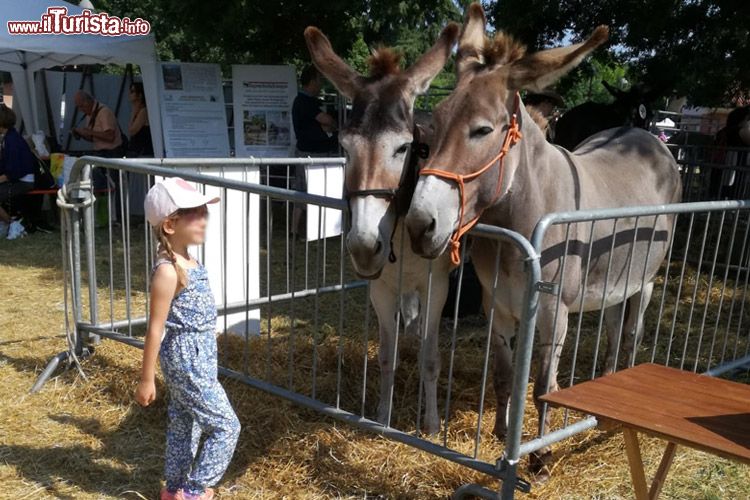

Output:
xmin=33 ymin=156 xmax=56 ymax=189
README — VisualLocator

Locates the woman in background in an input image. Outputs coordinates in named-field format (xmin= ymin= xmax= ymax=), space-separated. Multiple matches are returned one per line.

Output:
xmin=127 ymin=82 xmax=153 ymax=157
xmin=0 ymin=104 xmax=36 ymax=239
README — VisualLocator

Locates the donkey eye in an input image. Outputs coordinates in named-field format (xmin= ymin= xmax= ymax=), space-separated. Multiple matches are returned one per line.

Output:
xmin=394 ymin=143 xmax=410 ymax=156
xmin=471 ymin=126 xmax=494 ymax=138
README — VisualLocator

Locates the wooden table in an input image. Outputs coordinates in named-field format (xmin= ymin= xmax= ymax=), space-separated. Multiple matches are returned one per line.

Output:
xmin=540 ymin=363 xmax=750 ymax=499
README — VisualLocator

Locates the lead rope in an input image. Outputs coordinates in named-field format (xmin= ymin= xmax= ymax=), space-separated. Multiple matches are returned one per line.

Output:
xmin=419 ymin=93 xmax=523 ymax=265
xmin=388 ymin=223 xmax=398 ymax=263
xmin=387 ymin=140 xmax=428 ymax=264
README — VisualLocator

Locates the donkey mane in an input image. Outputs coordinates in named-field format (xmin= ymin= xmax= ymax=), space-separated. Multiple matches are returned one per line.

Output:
xmin=482 ymin=32 xmax=527 ymax=67
xmin=368 ymin=47 xmax=402 ymax=79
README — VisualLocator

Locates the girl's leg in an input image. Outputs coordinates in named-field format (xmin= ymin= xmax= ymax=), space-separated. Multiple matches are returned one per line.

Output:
xmin=182 ymin=381 xmax=240 ymax=496
xmin=164 ymin=396 xmax=201 ymax=492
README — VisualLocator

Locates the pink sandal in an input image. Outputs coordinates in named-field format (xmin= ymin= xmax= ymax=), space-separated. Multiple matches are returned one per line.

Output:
xmin=181 ymin=488 xmax=214 ymax=500
xmin=160 ymin=487 xmax=182 ymax=500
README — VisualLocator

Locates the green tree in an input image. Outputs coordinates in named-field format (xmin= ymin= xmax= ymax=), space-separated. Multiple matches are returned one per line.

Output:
xmin=100 ymin=0 xmax=461 ymax=73
xmin=488 ymin=0 xmax=750 ymax=106
xmin=556 ymin=57 xmax=632 ymax=108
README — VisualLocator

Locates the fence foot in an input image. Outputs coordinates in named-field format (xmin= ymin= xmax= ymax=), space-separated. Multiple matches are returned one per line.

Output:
xmin=452 ymin=483 xmax=500 ymax=500
xmin=30 ymin=351 xmax=71 ymax=394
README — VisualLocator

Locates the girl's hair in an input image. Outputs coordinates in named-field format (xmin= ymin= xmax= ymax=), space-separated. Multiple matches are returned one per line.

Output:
xmin=154 ymin=214 xmax=188 ymax=289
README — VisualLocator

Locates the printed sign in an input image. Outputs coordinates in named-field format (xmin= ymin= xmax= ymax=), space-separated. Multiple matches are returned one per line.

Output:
xmin=158 ymin=62 xmax=230 ymax=158
xmin=232 ymin=65 xmax=296 ymax=157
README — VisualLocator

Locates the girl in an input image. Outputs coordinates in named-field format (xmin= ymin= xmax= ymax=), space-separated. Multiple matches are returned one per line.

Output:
xmin=136 ymin=177 xmax=241 ymax=500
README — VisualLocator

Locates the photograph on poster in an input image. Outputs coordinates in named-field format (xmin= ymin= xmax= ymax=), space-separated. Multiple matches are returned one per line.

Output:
xmin=243 ymin=110 xmax=267 ymax=145
xmin=267 ymin=111 xmax=291 ymax=146
xmin=161 ymin=64 xmax=183 ymax=90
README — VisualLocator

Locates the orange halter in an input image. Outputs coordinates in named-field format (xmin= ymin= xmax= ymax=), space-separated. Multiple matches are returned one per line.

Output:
xmin=419 ymin=93 xmax=523 ymax=265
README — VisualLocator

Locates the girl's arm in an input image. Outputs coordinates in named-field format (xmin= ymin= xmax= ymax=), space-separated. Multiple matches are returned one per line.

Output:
xmin=135 ymin=263 xmax=177 ymax=406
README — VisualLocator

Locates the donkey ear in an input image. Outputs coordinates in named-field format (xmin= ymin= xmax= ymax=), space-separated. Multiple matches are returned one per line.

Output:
xmin=456 ymin=3 xmax=487 ymax=78
xmin=602 ymin=80 xmax=623 ymax=98
xmin=404 ymin=23 xmax=460 ymax=95
xmin=304 ymin=27 xmax=362 ymax=99
xmin=507 ymin=26 xmax=609 ymax=92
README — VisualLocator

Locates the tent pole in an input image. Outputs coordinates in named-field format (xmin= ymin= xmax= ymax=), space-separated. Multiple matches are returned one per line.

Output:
xmin=64 ymin=67 xmax=92 ymax=152
xmin=41 ymin=69 xmax=61 ymax=152
xmin=114 ymin=63 xmax=132 ymax=117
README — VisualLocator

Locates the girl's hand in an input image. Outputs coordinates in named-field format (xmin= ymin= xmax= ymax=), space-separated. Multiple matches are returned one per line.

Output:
xmin=135 ymin=378 xmax=156 ymax=406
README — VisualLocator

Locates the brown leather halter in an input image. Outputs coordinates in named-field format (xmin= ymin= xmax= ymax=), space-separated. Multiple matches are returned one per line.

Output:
xmin=419 ymin=93 xmax=523 ymax=265
xmin=345 ymin=125 xmax=430 ymax=263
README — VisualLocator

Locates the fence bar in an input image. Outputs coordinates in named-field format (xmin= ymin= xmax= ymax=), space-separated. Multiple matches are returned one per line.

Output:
xmin=517 ymin=417 xmax=598 ymax=457
xmin=95 ymin=281 xmax=368 ymax=331
xmin=474 ymin=244 xmax=502 ymax=458
xmin=705 ymin=354 xmax=750 ymax=377
xmin=70 ymin=157 xmax=347 ymax=210
xmin=443 ymin=241 xmax=467 ymax=447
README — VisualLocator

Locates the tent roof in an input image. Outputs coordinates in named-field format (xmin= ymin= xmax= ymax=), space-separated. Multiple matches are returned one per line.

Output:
xmin=0 ymin=1 xmax=164 ymax=155
xmin=0 ymin=0 xmax=157 ymax=72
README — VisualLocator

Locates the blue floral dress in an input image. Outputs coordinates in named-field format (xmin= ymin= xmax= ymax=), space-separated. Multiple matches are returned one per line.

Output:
xmin=154 ymin=258 xmax=240 ymax=496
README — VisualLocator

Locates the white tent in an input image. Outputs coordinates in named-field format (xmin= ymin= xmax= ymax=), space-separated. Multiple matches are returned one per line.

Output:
xmin=0 ymin=0 xmax=164 ymax=156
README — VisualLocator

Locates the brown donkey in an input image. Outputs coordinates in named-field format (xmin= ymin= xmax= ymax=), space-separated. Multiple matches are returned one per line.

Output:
xmin=406 ymin=3 xmax=681 ymax=470
xmin=304 ymin=23 xmax=459 ymax=433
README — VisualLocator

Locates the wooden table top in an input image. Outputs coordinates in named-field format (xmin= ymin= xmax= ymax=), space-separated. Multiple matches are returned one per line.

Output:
xmin=540 ymin=363 xmax=750 ymax=465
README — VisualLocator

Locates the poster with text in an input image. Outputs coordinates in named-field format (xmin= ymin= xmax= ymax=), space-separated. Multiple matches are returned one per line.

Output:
xmin=159 ymin=62 xmax=230 ymax=158
xmin=232 ymin=65 xmax=297 ymax=157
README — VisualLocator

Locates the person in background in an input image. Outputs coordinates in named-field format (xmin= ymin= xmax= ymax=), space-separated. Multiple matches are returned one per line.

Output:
xmin=72 ymin=90 xmax=124 ymax=157
xmin=73 ymin=90 xmax=125 ymax=223
xmin=0 ymin=104 xmax=36 ymax=239
xmin=290 ymin=65 xmax=338 ymax=239
xmin=127 ymin=82 xmax=153 ymax=157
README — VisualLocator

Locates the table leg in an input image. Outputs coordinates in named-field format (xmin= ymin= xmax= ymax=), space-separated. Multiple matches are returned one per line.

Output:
xmin=623 ymin=428 xmax=649 ymax=500
xmin=649 ymin=442 xmax=677 ymax=499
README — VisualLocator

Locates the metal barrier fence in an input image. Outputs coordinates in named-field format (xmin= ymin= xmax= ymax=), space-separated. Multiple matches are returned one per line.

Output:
xmin=667 ymin=143 xmax=750 ymax=202
xmin=33 ymin=155 xmax=750 ymax=498
xmin=521 ymin=200 xmax=750 ymax=459
xmin=35 ymin=156 xmax=544 ymax=499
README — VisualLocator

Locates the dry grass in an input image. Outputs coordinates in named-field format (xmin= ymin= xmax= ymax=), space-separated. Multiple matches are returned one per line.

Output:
xmin=1 ymin=211 xmax=749 ymax=499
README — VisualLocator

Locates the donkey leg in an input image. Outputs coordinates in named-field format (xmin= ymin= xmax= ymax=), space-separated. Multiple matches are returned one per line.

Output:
xmin=419 ymin=270 xmax=449 ymax=435
xmin=482 ymin=292 xmax=515 ymax=440
xmin=401 ymin=291 xmax=421 ymax=338
xmin=622 ymin=282 xmax=655 ymax=367
xmin=530 ymin=304 xmax=568 ymax=476
xmin=370 ymin=279 xmax=399 ymax=426
xmin=603 ymin=302 xmax=625 ymax=375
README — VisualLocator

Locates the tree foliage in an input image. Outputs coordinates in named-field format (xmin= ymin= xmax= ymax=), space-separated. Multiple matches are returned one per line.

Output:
xmin=100 ymin=0 xmax=461 ymax=72
xmin=488 ymin=0 xmax=750 ymax=106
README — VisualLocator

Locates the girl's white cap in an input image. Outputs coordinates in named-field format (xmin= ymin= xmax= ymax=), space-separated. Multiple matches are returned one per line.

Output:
xmin=144 ymin=177 xmax=219 ymax=227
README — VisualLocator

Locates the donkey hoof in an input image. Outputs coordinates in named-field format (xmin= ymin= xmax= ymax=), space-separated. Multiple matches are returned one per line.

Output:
xmin=528 ymin=450 xmax=553 ymax=481
xmin=423 ymin=419 xmax=440 ymax=436
xmin=492 ymin=422 xmax=508 ymax=440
